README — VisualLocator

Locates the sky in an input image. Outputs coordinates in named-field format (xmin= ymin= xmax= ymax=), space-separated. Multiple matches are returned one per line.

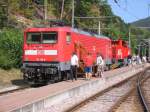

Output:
xmin=108 ymin=0 xmax=150 ymax=23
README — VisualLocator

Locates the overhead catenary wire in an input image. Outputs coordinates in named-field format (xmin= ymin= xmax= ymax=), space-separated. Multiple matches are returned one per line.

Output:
xmin=113 ymin=0 xmax=139 ymax=21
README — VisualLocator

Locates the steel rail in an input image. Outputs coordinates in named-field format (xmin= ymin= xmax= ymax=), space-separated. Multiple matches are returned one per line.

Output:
xmin=137 ymin=71 xmax=150 ymax=112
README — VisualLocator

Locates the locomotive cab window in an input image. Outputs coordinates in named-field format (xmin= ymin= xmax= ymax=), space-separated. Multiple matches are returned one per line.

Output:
xmin=27 ymin=33 xmax=41 ymax=44
xmin=66 ymin=32 xmax=71 ymax=44
xmin=26 ymin=32 xmax=58 ymax=44
xmin=43 ymin=32 xmax=57 ymax=44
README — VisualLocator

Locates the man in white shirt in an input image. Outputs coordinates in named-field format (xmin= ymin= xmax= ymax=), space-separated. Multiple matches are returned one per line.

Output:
xmin=70 ymin=52 xmax=79 ymax=81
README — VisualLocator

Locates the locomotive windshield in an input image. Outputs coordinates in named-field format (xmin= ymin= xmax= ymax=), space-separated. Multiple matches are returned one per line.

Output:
xmin=27 ymin=32 xmax=58 ymax=44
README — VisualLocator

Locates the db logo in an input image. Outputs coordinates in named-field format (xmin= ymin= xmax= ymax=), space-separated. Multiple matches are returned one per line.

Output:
xmin=37 ymin=50 xmax=44 ymax=55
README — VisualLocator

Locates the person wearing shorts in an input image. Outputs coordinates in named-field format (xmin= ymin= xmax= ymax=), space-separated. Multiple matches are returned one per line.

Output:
xmin=84 ymin=53 xmax=93 ymax=80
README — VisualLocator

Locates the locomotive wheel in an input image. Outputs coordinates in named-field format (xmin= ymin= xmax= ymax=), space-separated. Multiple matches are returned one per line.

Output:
xmin=58 ymin=70 xmax=62 ymax=81
xmin=66 ymin=70 xmax=71 ymax=80
xmin=23 ymin=73 xmax=31 ymax=83
xmin=61 ymin=71 xmax=66 ymax=81
xmin=62 ymin=71 xmax=70 ymax=81
xmin=23 ymin=73 xmax=28 ymax=80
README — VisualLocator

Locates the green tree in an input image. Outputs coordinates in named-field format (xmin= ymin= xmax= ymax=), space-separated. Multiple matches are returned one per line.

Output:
xmin=0 ymin=28 xmax=23 ymax=69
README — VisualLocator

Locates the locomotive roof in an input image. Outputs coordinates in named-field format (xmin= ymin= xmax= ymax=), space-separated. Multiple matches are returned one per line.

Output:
xmin=72 ymin=28 xmax=110 ymax=40
xmin=25 ymin=26 xmax=110 ymax=40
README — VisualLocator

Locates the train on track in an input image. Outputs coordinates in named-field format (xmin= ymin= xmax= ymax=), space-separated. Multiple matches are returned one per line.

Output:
xmin=21 ymin=26 xmax=131 ymax=84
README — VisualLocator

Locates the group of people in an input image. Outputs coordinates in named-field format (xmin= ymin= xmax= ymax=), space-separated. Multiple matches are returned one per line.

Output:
xmin=127 ymin=54 xmax=147 ymax=66
xmin=70 ymin=52 xmax=104 ymax=81
xmin=70 ymin=52 xmax=149 ymax=81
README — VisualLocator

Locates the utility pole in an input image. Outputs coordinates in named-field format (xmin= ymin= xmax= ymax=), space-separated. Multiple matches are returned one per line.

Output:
xmin=128 ymin=28 xmax=131 ymax=48
xmin=44 ymin=0 xmax=48 ymax=20
xmin=60 ymin=0 xmax=65 ymax=19
xmin=72 ymin=0 xmax=75 ymax=28
xmin=138 ymin=45 xmax=141 ymax=56
xmin=98 ymin=21 xmax=101 ymax=35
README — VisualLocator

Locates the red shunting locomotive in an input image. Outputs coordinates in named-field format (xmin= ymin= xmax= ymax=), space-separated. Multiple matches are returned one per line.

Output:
xmin=21 ymin=26 xmax=130 ymax=83
xmin=112 ymin=39 xmax=131 ymax=66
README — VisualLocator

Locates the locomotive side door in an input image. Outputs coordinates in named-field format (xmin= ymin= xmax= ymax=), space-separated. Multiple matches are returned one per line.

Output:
xmin=60 ymin=31 xmax=74 ymax=71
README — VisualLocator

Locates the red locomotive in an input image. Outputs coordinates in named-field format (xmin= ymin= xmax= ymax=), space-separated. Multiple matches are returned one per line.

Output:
xmin=21 ymin=26 xmax=130 ymax=83
xmin=112 ymin=39 xmax=131 ymax=66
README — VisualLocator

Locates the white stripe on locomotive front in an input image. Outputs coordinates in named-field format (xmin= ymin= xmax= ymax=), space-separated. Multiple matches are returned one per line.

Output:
xmin=44 ymin=50 xmax=57 ymax=55
xmin=25 ymin=50 xmax=57 ymax=55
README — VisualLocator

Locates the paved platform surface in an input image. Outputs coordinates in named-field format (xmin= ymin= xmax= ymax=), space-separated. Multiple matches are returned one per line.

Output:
xmin=0 ymin=64 xmax=149 ymax=112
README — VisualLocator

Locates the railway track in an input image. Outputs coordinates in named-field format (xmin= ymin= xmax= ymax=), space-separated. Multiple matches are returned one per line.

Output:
xmin=65 ymin=73 xmax=139 ymax=112
xmin=0 ymin=85 xmax=30 ymax=96
xmin=137 ymin=69 xmax=150 ymax=112
xmin=110 ymin=90 xmax=144 ymax=112
xmin=107 ymin=68 xmax=150 ymax=112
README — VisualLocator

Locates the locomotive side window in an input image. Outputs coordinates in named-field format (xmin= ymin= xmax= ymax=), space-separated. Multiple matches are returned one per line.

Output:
xmin=43 ymin=32 xmax=57 ymax=44
xmin=66 ymin=32 xmax=71 ymax=43
xmin=27 ymin=33 xmax=41 ymax=44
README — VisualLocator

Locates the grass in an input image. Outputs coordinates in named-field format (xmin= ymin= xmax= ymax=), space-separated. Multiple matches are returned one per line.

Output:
xmin=0 ymin=68 xmax=22 ymax=85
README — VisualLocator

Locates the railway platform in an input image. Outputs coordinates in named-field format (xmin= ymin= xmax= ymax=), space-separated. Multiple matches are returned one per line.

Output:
xmin=0 ymin=64 xmax=149 ymax=112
